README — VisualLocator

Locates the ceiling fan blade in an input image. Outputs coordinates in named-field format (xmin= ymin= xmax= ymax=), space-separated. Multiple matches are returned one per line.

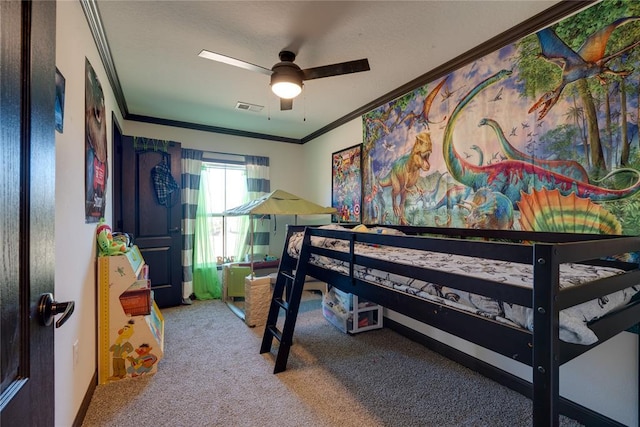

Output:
xmin=198 ymin=49 xmax=272 ymax=76
xmin=301 ymin=58 xmax=370 ymax=81
xmin=280 ymin=98 xmax=293 ymax=111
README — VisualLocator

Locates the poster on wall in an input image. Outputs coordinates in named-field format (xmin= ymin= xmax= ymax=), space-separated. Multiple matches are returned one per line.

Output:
xmin=55 ymin=67 xmax=65 ymax=133
xmin=362 ymin=0 xmax=640 ymax=246
xmin=85 ymin=58 xmax=108 ymax=223
xmin=331 ymin=144 xmax=362 ymax=223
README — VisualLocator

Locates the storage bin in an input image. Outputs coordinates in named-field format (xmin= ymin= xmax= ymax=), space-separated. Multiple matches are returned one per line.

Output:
xmin=322 ymin=286 xmax=383 ymax=334
xmin=119 ymin=288 xmax=151 ymax=316
xmin=322 ymin=301 xmax=352 ymax=333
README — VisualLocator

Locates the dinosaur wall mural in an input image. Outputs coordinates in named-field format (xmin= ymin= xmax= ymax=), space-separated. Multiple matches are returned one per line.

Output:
xmin=361 ymin=0 xmax=640 ymax=237
xmin=529 ymin=16 xmax=640 ymax=121
xmin=477 ymin=118 xmax=590 ymax=183
xmin=377 ymin=131 xmax=432 ymax=225
xmin=442 ymin=70 xmax=640 ymax=205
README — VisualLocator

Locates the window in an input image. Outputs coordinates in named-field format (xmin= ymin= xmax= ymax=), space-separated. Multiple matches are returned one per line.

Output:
xmin=199 ymin=161 xmax=247 ymax=260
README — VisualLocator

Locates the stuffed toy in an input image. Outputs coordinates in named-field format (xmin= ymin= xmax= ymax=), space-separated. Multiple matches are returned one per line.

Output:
xmin=96 ymin=219 xmax=128 ymax=256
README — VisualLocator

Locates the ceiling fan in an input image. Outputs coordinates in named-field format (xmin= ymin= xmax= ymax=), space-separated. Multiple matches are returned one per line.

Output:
xmin=198 ymin=49 xmax=370 ymax=110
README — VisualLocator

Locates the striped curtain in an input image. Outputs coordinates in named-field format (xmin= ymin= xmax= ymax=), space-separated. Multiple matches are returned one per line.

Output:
xmin=180 ymin=148 xmax=203 ymax=302
xmin=243 ymin=156 xmax=270 ymax=258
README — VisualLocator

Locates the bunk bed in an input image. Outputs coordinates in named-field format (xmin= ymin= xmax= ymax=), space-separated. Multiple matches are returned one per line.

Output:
xmin=260 ymin=224 xmax=640 ymax=427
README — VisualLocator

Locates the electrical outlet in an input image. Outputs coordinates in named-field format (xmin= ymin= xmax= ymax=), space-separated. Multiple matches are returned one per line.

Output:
xmin=73 ymin=340 xmax=79 ymax=367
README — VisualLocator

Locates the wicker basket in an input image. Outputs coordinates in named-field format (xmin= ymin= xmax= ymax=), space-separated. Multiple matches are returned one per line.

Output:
xmin=244 ymin=276 xmax=271 ymax=327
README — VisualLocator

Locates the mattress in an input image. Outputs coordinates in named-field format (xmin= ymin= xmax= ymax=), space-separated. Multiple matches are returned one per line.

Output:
xmin=288 ymin=225 xmax=640 ymax=345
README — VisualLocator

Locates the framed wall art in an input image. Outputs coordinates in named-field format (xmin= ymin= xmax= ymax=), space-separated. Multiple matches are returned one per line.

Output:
xmin=331 ymin=144 xmax=362 ymax=223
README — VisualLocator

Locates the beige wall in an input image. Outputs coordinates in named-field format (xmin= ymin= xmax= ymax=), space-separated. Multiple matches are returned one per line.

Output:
xmin=55 ymin=2 xmax=119 ymax=425
xmin=300 ymin=118 xmax=362 ymax=206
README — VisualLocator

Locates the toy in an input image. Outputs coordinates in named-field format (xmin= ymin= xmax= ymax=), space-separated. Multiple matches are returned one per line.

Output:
xmin=96 ymin=219 xmax=128 ymax=256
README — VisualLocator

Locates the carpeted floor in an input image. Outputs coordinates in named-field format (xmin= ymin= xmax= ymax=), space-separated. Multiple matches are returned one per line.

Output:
xmin=82 ymin=292 xmax=583 ymax=427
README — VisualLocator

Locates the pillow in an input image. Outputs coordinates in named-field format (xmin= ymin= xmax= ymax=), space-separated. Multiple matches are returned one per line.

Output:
xmin=312 ymin=224 xmax=349 ymax=248
xmin=352 ymin=224 xmax=369 ymax=233
xmin=370 ymin=226 xmax=405 ymax=236
xmin=349 ymin=224 xmax=405 ymax=236
xmin=318 ymin=224 xmax=348 ymax=231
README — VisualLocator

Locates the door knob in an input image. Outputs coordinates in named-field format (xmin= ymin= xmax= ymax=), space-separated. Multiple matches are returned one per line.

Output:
xmin=38 ymin=293 xmax=75 ymax=328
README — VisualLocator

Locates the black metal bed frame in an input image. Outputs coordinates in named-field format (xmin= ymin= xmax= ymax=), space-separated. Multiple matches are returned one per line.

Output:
xmin=261 ymin=224 xmax=640 ymax=427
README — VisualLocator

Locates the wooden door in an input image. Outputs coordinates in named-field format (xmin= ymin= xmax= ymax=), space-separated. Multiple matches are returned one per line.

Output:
xmin=0 ymin=0 xmax=56 ymax=424
xmin=114 ymin=134 xmax=183 ymax=308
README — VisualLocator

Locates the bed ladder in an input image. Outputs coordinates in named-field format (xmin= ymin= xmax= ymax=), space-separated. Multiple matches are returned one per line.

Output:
xmin=259 ymin=231 xmax=311 ymax=374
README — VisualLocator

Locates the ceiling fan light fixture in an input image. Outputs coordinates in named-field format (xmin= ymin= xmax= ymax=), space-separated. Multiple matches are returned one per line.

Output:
xmin=200 ymin=48 xmax=369 ymax=110
xmin=271 ymin=81 xmax=302 ymax=99
xmin=270 ymin=63 xmax=303 ymax=99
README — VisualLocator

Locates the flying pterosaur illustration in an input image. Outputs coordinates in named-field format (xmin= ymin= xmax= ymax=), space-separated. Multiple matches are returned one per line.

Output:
xmin=529 ymin=17 xmax=640 ymax=120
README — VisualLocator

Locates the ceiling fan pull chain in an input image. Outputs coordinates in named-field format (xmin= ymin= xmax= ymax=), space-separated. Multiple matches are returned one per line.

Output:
xmin=267 ymin=87 xmax=271 ymax=121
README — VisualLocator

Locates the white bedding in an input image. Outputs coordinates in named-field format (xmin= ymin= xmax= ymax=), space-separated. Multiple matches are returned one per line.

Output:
xmin=288 ymin=225 xmax=640 ymax=345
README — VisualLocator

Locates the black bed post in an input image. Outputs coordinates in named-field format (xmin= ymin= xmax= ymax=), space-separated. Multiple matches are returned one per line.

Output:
xmin=532 ymin=244 xmax=560 ymax=427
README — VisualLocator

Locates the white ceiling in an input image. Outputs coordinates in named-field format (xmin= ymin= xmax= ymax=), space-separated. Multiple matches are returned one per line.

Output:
xmin=91 ymin=0 xmax=573 ymax=143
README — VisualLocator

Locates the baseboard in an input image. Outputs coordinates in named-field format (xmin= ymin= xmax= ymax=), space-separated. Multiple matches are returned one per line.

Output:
xmin=384 ymin=317 xmax=626 ymax=427
xmin=72 ymin=370 xmax=98 ymax=427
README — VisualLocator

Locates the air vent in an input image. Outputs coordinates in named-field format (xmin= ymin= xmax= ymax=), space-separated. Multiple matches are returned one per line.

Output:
xmin=235 ymin=101 xmax=264 ymax=112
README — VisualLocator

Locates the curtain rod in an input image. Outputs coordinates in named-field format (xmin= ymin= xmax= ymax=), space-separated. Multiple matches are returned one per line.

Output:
xmin=201 ymin=149 xmax=239 ymax=156
xmin=200 ymin=150 xmax=245 ymax=162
